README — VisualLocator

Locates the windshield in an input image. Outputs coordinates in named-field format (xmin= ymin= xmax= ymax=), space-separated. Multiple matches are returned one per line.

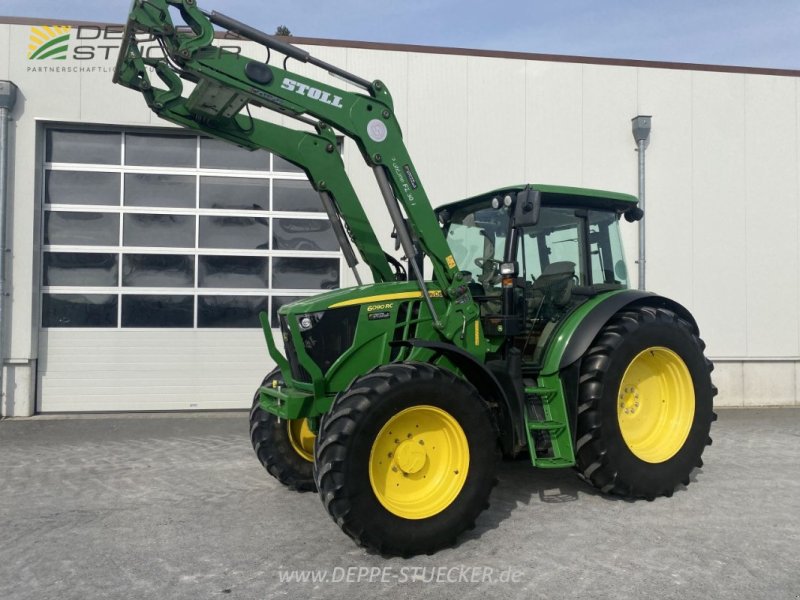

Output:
xmin=445 ymin=204 xmax=509 ymax=288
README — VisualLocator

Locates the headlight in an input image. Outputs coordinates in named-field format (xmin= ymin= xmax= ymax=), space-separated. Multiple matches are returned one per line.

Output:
xmin=297 ymin=306 xmax=360 ymax=373
xmin=500 ymin=261 xmax=518 ymax=276
xmin=298 ymin=312 xmax=325 ymax=332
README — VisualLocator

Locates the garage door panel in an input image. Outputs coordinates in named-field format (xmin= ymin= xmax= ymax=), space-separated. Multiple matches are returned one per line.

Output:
xmin=38 ymin=330 xmax=279 ymax=412
xmin=38 ymin=126 xmax=340 ymax=412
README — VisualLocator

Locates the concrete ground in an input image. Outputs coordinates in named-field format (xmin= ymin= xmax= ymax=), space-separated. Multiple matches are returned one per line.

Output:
xmin=0 ymin=408 xmax=798 ymax=600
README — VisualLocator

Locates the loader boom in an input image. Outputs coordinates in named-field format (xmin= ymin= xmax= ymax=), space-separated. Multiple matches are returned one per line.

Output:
xmin=114 ymin=0 xmax=479 ymax=335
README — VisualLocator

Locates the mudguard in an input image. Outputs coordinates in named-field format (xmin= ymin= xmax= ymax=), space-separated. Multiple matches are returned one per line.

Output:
xmin=558 ymin=290 xmax=699 ymax=370
xmin=390 ymin=339 xmax=526 ymax=456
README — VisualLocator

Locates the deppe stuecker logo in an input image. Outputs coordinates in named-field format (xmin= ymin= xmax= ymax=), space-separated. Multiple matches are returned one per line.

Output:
xmin=25 ymin=24 xmax=143 ymax=63
xmin=28 ymin=25 xmax=72 ymax=60
xmin=23 ymin=25 xmax=248 ymax=71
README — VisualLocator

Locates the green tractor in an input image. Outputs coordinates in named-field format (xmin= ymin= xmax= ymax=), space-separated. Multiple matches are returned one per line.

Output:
xmin=115 ymin=0 xmax=716 ymax=557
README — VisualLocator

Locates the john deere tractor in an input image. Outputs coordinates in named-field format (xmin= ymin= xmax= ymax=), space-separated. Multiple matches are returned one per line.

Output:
xmin=114 ymin=0 xmax=716 ymax=557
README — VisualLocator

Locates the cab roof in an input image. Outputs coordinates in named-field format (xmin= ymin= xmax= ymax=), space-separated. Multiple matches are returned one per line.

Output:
xmin=437 ymin=184 xmax=638 ymax=216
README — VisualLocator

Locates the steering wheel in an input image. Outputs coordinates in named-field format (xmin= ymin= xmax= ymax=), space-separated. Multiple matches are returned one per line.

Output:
xmin=474 ymin=258 xmax=501 ymax=271
xmin=474 ymin=258 xmax=501 ymax=286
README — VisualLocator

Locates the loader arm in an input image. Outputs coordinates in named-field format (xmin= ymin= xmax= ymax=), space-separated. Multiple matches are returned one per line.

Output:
xmin=113 ymin=0 xmax=478 ymax=336
xmin=115 ymin=41 xmax=393 ymax=285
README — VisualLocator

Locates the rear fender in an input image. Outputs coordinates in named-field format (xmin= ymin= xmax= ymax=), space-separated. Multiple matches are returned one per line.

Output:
xmin=549 ymin=290 xmax=700 ymax=447
xmin=557 ymin=291 xmax=698 ymax=371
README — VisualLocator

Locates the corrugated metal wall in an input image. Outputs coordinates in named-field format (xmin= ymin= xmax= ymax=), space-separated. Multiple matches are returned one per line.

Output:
xmin=38 ymin=330 xmax=267 ymax=411
xmin=1 ymin=21 xmax=799 ymax=411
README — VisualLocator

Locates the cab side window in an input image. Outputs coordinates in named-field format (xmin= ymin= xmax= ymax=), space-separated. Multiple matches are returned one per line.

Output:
xmin=588 ymin=210 xmax=627 ymax=286
xmin=518 ymin=208 xmax=583 ymax=284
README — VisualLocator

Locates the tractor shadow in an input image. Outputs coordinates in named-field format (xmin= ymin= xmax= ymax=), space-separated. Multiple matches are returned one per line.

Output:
xmin=460 ymin=457 xmax=700 ymax=543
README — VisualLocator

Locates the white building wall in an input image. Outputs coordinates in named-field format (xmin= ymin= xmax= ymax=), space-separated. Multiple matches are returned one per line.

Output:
xmin=1 ymin=21 xmax=799 ymax=413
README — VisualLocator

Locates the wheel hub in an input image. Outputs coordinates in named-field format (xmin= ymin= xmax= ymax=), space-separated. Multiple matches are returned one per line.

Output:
xmin=394 ymin=439 xmax=427 ymax=474
xmin=619 ymin=385 xmax=641 ymax=415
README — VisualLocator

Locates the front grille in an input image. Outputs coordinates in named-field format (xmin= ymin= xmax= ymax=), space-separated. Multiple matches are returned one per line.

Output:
xmin=280 ymin=306 xmax=360 ymax=381
xmin=299 ymin=306 xmax=360 ymax=374
xmin=279 ymin=315 xmax=312 ymax=383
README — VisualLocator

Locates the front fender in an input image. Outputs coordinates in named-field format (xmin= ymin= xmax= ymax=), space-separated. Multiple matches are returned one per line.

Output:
xmin=390 ymin=339 xmax=526 ymax=457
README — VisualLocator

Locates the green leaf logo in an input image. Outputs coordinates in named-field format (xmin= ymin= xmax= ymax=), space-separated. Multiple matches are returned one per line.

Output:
xmin=28 ymin=25 xmax=71 ymax=60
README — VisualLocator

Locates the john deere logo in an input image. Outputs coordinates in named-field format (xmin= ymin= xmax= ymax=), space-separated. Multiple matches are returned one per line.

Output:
xmin=28 ymin=25 xmax=72 ymax=60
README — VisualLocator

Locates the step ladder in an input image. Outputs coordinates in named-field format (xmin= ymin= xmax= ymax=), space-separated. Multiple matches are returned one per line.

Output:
xmin=523 ymin=380 xmax=575 ymax=468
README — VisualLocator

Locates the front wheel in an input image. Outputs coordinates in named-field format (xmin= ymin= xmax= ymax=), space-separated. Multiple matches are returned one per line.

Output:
xmin=575 ymin=305 xmax=717 ymax=499
xmin=314 ymin=362 xmax=499 ymax=556
xmin=249 ymin=369 xmax=316 ymax=492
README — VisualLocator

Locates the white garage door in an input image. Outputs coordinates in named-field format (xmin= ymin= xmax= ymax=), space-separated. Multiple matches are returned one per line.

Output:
xmin=37 ymin=126 xmax=342 ymax=412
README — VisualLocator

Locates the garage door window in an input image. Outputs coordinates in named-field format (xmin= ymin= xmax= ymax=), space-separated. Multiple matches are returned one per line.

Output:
xmin=41 ymin=128 xmax=342 ymax=328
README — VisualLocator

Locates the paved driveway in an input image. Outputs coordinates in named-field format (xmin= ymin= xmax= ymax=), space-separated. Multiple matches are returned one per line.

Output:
xmin=0 ymin=408 xmax=798 ymax=599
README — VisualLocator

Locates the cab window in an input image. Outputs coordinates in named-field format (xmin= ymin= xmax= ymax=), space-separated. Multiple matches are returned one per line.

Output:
xmin=446 ymin=206 xmax=508 ymax=291
xmin=517 ymin=207 xmax=584 ymax=284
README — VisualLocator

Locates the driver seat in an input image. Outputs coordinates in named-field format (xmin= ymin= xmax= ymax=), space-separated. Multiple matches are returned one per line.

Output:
xmin=530 ymin=261 xmax=575 ymax=308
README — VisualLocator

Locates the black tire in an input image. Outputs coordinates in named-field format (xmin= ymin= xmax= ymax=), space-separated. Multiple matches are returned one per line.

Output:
xmin=575 ymin=305 xmax=717 ymax=499
xmin=249 ymin=369 xmax=316 ymax=493
xmin=314 ymin=362 xmax=499 ymax=556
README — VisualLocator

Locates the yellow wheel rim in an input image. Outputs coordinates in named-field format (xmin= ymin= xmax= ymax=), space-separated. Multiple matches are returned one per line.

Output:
xmin=369 ymin=405 xmax=469 ymax=520
xmin=617 ymin=346 xmax=695 ymax=463
xmin=287 ymin=419 xmax=315 ymax=462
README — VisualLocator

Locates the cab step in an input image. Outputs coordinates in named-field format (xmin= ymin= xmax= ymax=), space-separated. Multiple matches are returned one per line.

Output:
xmin=523 ymin=383 xmax=575 ymax=468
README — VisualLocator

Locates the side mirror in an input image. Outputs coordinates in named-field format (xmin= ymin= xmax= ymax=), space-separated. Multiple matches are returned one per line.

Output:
xmin=514 ymin=187 xmax=541 ymax=227
xmin=614 ymin=260 xmax=628 ymax=281
xmin=624 ymin=206 xmax=644 ymax=222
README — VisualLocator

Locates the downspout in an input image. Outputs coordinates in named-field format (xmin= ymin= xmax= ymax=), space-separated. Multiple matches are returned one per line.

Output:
xmin=0 ymin=81 xmax=18 ymax=406
xmin=631 ymin=115 xmax=652 ymax=291
xmin=637 ymin=137 xmax=646 ymax=290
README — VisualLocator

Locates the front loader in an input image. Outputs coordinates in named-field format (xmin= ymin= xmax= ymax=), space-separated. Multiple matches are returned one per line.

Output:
xmin=114 ymin=0 xmax=717 ymax=557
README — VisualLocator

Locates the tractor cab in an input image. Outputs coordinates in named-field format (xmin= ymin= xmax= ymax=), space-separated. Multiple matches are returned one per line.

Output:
xmin=438 ymin=185 xmax=640 ymax=367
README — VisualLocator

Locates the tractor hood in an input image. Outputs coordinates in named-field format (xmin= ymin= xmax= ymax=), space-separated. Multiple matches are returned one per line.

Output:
xmin=276 ymin=281 xmax=444 ymax=318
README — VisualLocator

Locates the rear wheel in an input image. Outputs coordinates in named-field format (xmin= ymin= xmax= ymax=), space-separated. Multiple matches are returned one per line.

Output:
xmin=575 ymin=305 xmax=717 ymax=499
xmin=314 ymin=362 xmax=499 ymax=556
xmin=249 ymin=369 xmax=316 ymax=492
